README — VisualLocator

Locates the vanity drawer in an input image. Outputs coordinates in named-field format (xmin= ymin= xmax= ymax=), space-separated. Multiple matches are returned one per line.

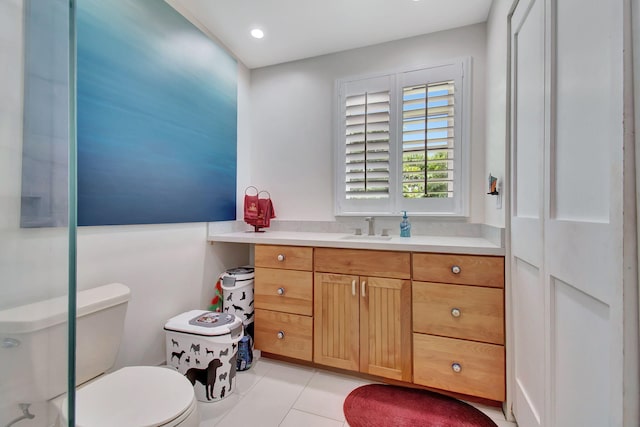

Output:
xmin=255 ymin=245 xmax=313 ymax=271
xmin=254 ymin=267 xmax=313 ymax=316
xmin=413 ymin=281 xmax=504 ymax=345
xmin=413 ymin=333 xmax=505 ymax=401
xmin=412 ymin=253 xmax=504 ymax=288
xmin=254 ymin=309 xmax=313 ymax=361
xmin=315 ymin=248 xmax=410 ymax=279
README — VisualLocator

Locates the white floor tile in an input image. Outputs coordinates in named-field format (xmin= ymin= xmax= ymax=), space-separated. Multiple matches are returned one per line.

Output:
xmin=198 ymin=392 xmax=242 ymax=427
xmin=280 ymin=409 xmax=344 ymax=427
xmin=234 ymin=357 xmax=274 ymax=396
xmin=468 ymin=401 xmax=507 ymax=420
xmin=197 ymin=358 xmax=518 ymax=427
xmin=293 ymin=370 xmax=371 ymax=422
xmin=467 ymin=401 xmax=517 ymax=425
xmin=214 ymin=361 xmax=315 ymax=427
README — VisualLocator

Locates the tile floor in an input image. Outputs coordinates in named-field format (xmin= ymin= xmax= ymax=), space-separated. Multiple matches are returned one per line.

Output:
xmin=197 ymin=355 xmax=518 ymax=427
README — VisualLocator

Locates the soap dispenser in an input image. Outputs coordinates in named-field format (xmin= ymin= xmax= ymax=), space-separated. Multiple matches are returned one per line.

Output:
xmin=400 ymin=211 xmax=411 ymax=237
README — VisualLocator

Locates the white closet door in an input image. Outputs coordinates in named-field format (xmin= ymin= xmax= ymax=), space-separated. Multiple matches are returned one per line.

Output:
xmin=510 ymin=0 xmax=545 ymax=425
xmin=547 ymin=0 xmax=624 ymax=425
xmin=510 ymin=0 xmax=626 ymax=426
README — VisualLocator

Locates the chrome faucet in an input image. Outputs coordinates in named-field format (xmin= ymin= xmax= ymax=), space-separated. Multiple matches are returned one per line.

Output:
xmin=364 ymin=217 xmax=375 ymax=236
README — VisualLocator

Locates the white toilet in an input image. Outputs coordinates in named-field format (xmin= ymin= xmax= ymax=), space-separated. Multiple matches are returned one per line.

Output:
xmin=0 ymin=283 xmax=199 ymax=427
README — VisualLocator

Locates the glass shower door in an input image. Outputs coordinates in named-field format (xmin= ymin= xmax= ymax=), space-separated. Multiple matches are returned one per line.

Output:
xmin=0 ymin=0 xmax=76 ymax=426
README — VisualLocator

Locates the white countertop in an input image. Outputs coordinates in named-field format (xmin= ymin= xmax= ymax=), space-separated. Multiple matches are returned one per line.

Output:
xmin=208 ymin=230 xmax=504 ymax=256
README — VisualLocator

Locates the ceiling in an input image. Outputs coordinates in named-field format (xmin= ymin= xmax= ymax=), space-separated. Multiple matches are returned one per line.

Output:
xmin=170 ymin=0 xmax=494 ymax=69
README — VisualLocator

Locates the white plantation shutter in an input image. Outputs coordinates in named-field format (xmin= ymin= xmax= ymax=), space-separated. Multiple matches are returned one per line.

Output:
xmin=402 ymin=80 xmax=455 ymax=198
xmin=337 ymin=75 xmax=395 ymax=214
xmin=345 ymin=90 xmax=391 ymax=199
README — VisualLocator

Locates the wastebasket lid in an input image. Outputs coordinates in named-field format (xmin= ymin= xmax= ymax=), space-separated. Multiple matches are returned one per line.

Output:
xmin=226 ymin=266 xmax=254 ymax=275
xmin=221 ymin=266 xmax=254 ymax=281
xmin=164 ymin=310 xmax=242 ymax=336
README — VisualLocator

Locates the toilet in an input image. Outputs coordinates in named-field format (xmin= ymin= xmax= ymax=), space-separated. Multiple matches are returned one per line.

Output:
xmin=0 ymin=283 xmax=199 ymax=427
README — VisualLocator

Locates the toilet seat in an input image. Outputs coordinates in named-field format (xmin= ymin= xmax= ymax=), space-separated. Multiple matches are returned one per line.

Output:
xmin=60 ymin=366 xmax=198 ymax=427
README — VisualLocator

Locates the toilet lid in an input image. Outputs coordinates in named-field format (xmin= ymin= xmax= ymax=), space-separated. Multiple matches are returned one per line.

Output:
xmin=61 ymin=366 xmax=195 ymax=427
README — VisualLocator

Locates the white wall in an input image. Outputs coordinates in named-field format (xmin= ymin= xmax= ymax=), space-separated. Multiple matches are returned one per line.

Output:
xmin=484 ymin=0 xmax=513 ymax=228
xmin=249 ymin=23 xmax=487 ymax=223
xmin=77 ymin=224 xmax=248 ymax=368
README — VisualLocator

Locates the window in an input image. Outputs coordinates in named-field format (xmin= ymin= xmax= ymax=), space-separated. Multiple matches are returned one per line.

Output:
xmin=335 ymin=59 xmax=469 ymax=216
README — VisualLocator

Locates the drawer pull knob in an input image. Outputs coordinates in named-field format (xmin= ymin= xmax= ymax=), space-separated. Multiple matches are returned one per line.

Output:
xmin=277 ymin=254 xmax=285 ymax=262
xmin=452 ymin=363 xmax=462 ymax=373
xmin=277 ymin=331 xmax=285 ymax=339
xmin=451 ymin=265 xmax=461 ymax=274
xmin=451 ymin=308 xmax=461 ymax=318
xmin=277 ymin=287 xmax=285 ymax=296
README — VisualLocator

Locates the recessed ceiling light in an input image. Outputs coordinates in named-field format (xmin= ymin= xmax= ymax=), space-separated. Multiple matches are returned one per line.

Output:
xmin=250 ymin=28 xmax=264 ymax=39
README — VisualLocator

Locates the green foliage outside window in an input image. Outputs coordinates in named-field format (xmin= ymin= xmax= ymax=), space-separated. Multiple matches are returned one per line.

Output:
xmin=402 ymin=151 xmax=451 ymax=198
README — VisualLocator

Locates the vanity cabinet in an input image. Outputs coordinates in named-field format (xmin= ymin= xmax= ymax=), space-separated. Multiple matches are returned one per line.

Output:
xmin=254 ymin=245 xmax=313 ymax=361
xmin=313 ymin=248 xmax=412 ymax=382
xmin=412 ymin=253 xmax=505 ymax=401
xmin=251 ymin=243 xmax=506 ymax=402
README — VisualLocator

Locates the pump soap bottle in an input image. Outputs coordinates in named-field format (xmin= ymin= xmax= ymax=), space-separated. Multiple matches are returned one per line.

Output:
xmin=400 ymin=211 xmax=411 ymax=237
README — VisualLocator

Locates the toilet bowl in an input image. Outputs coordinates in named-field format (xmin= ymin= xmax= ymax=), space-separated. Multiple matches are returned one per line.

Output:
xmin=59 ymin=366 xmax=199 ymax=427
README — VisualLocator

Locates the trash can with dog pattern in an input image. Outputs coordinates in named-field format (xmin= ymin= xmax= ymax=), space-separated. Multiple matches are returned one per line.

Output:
xmin=220 ymin=267 xmax=255 ymax=353
xmin=164 ymin=310 xmax=243 ymax=402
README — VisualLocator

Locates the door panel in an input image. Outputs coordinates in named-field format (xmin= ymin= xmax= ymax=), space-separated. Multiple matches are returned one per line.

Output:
xmin=510 ymin=0 xmax=545 ymax=424
xmin=552 ymin=278 xmax=610 ymax=427
xmin=548 ymin=0 xmax=623 ymax=424
xmin=313 ymin=273 xmax=359 ymax=370
xmin=552 ymin=0 xmax=618 ymax=223
xmin=512 ymin=258 xmax=544 ymax=426
xmin=360 ymin=277 xmax=411 ymax=381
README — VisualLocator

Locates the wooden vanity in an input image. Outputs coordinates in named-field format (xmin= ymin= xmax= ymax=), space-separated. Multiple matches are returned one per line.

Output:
xmin=253 ymin=243 xmax=505 ymax=403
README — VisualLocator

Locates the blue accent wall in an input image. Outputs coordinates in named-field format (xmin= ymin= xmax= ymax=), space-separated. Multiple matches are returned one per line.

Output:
xmin=77 ymin=0 xmax=237 ymax=226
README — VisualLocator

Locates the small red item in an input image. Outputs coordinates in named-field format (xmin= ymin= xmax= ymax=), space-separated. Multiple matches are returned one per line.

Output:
xmin=244 ymin=186 xmax=259 ymax=223
xmin=244 ymin=187 xmax=276 ymax=232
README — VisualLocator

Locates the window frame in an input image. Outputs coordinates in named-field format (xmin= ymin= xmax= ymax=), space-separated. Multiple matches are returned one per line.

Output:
xmin=334 ymin=57 xmax=471 ymax=217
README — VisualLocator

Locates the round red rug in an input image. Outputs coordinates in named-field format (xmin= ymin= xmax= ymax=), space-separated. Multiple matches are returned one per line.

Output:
xmin=343 ymin=384 xmax=498 ymax=427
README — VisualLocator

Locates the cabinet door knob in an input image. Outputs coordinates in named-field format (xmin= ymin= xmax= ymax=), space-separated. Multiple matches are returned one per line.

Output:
xmin=277 ymin=331 xmax=285 ymax=339
xmin=352 ymin=279 xmax=356 ymax=296
xmin=452 ymin=362 xmax=462 ymax=373
xmin=277 ymin=254 xmax=285 ymax=262
xmin=451 ymin=265 xmax=461 ymax=274
xmin=361 ymin=280 xmax=366 ymax=297
xmin=451 ymin=308 xmax=461 ymax=318
xmin=277 ymin=287 xmax=285 ymax=296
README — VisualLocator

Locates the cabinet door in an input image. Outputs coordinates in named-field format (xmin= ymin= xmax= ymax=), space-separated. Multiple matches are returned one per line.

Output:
xmin=360 ymin=277 xmax=412 ymax=381
xmin=313 ymin=273 xmax=359 ymax=371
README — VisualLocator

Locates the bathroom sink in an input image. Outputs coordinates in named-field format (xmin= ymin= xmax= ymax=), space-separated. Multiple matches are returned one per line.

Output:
xmin=341 ymin=235 xmax=393 ymax=241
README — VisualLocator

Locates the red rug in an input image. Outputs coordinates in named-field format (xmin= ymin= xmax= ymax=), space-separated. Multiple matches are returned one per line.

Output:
xmin=343 ymin=384 xmax=498 ymax=427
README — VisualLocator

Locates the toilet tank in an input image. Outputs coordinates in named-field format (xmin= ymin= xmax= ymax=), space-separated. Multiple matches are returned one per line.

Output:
xmin=0 ymin=283 xmax=130 ymax=403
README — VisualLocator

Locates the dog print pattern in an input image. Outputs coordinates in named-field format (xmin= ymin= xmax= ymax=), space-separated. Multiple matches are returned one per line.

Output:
xmin=222 ymin=284 xmax=254 ymax=327
xmin=167 ymin=335 xmax=240 ymax=401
